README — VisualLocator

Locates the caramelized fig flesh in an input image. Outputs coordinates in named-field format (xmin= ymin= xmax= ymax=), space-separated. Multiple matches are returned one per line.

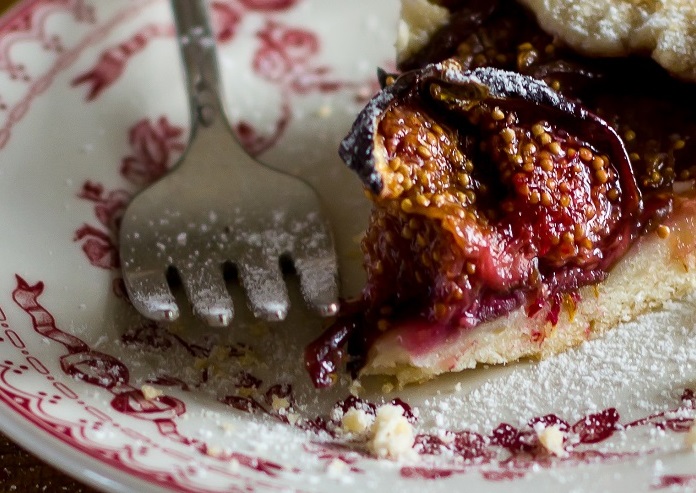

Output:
xmin=339 ymin=63 xmax=643 ymax=332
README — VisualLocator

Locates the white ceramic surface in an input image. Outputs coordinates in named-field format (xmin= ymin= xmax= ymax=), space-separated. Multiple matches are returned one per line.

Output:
xmin=1 ymin=1 xmax=696 ymax=492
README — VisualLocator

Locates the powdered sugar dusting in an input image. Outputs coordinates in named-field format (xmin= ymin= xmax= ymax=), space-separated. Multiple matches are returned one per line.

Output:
xmin=83 ymin=285 xmax=696 ymax=491
xmin=410 ymin=296 xmax=696 ymax=438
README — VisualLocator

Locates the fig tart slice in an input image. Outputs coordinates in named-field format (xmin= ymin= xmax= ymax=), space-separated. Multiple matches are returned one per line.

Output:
xmin=305 ymin=0 xmax=696 ymax=387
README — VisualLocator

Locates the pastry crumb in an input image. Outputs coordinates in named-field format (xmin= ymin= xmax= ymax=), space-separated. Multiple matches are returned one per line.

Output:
xmin=326 ymin=458 xmax=349 ymax=477
xmin=237 ymin=386 xmax=257 ymax=398
xmin=536 ymin=424 xmax=568 ymax=457
xmin=368 ymin=404 xmax=416 ymax=460
xmin=271 ymin=395 xmax=290 ymax=412
xmin=140 ymin=385 xmax=163 ymax=400
xmin=341 ymin=408 xmax=374 ymax=434
xmin=396 ymin=0 xmax=450 ymax=63
xmin=206 ymin=445 xmax=222 ymax=457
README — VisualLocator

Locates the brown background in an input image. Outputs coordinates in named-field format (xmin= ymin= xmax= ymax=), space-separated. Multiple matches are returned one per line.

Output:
xmin=0 ymin=437 xmax=95 ymax=491
xmin=0 ymin=0 xmax=96 ymax=491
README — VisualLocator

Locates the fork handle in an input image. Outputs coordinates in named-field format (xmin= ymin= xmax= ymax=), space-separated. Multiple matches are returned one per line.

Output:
xmin=170 ymin=0 xmax=228 ymax=132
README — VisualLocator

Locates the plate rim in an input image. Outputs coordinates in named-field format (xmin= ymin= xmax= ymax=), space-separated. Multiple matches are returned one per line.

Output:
xmin=1 ymin=1 xmax=696 ymax=492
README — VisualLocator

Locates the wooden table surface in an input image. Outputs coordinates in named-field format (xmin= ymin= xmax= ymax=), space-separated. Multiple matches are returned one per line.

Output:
xmin=0 ymin=436 xmax=96 ymax=491
xmin=0 ymin=0 xmax=98 ymax=491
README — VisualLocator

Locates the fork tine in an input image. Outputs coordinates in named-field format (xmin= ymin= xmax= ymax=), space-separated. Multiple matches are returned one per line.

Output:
xmin=122 ymin=268 xmax=180 ymax=322
xmin=294 ymin=254 xmax=340 ymax=317
xmin=238 ymin=254 xmax=290 ymax=321
xmin=292 ymin=216 xmax=340 ymax=317
xmin=177 ymin=262 xmax=234 ymax=327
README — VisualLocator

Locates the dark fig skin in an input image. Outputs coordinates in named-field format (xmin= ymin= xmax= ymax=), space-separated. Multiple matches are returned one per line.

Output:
xmin=340 ymin=61 xmax=640 ymax=209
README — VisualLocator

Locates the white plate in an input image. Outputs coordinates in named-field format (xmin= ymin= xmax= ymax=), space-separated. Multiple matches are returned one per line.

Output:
xmin=1 ymin=1 xmax=696 ymax=492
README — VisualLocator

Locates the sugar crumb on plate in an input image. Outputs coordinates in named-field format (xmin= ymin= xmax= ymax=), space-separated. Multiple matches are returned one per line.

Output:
xmin=368 ymin=404 xmax=416 ymax=460
xmin=341 ymin=408 xmax=374 ymax=435
xmin=535 ymin=423 xmax=568 ymax=457
xmin=140 ymin=385 xmax=164 ymax=400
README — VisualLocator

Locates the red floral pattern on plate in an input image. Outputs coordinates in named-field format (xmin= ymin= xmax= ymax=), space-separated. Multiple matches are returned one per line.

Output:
xmin=4 ymin=275 xmax=295 ymax=492
xmin=74 ymin=116 xmax=184 ymax=292
xmin=0 ymin=0 xmax=155 ymax=149
xmin=2 ymin=1 xmax=695 ymax=492
xmin=3 ymin=276 xmax=696 ymax=491
xmin=0 ymin=0 xmax=94 ymax=80
xmin=71 ymin=6 xmax=359 ymax=157
xmin=653 ymin=475 xmax=696 ymax=490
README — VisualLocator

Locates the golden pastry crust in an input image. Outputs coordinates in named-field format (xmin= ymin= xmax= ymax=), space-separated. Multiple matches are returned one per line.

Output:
xmin=396 ymin=0 xmax=451 ymax=65
xmin=397 ymin=0 xmax=696 ymax=81
xmin=518 ymin=0 xmax=696 ymax=81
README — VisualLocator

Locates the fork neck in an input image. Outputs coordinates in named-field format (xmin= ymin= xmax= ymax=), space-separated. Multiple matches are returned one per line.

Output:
xmin=170 ymin=0 xmax=228 ymax=132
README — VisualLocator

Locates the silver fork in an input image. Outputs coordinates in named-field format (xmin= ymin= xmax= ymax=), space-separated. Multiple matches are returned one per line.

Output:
xmin=118 ymin=0 xmax=339 ymax=327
